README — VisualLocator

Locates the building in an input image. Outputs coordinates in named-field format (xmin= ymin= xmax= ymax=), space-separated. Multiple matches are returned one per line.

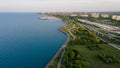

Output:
xmin=112 ymin=15 xmax=120 ymax=20
xmin=80 ymin=14 xmax=88 ymax=17
xmin=71 ymin=14 xmax=77 ymax=16
xmin=101 ymin=14 xmax=109 ymax=18
xmin=116 ymin=16 xmax=120 ymax=20
xmin=91 ymin=13 xmax=100 ymax=18
xmin=112 ymin=15 xmax=117 ymax=20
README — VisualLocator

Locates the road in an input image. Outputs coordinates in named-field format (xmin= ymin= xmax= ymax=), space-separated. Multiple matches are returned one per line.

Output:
xmin=84 ymin=24 xmax=120 ymax=41
xmin=78 ymin=19 xmax=120 ymax=31
xmin=78 ymin=21 xmax=120 ymax=51
xmin=79 ymin=19 xmax=120 ymax=38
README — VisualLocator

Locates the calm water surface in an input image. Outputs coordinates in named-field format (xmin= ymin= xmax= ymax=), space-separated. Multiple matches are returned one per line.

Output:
xmin=0 ymin=13 xmax=66 ymax=68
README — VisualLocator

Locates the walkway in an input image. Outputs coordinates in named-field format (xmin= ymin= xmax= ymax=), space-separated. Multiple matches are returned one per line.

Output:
xmin=57 ymin=24 xmax=76 ymax=68
xmin=68 ymin=24 xmax=76 ymax=40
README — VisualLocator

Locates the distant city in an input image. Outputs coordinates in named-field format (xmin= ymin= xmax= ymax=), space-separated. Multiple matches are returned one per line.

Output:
xmin=42 ymin=12 xmax=120 ymax=21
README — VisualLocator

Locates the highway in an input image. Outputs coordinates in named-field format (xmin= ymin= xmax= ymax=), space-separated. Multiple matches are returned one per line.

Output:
xmin=78 ymin=19 xmax=120 ymax=32
xmin=78 ymin=19 xmax=120 ymax=50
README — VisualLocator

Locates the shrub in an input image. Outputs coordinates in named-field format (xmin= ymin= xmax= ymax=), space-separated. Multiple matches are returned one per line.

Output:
xmin=99 ymin=53 xmax=120 ymax=64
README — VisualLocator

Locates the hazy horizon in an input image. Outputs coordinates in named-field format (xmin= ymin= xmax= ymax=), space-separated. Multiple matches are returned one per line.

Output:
xmin=0 ymin=0 xmax=120 ymax=12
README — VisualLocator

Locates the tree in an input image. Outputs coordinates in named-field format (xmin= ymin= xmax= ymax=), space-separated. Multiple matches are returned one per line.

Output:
xmin=94 ymin=38 xmax=100 ymax=44
xmin=69 ymin=51 xmax=75 ymax=60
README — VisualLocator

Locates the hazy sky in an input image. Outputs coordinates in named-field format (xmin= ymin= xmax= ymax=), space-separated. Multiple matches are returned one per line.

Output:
xmin=0 ymin=0 xmax=120 ymax=12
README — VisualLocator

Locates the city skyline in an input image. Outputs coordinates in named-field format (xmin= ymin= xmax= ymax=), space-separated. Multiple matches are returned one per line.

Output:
xmin=0 ymin=0 xmax=120 ymax=12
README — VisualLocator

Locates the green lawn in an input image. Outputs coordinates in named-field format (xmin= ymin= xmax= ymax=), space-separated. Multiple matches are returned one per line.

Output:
xmin=71 ymin=44 xmax=120 ymax=68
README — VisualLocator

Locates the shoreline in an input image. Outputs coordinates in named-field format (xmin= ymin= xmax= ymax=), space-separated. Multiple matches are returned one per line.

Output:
xmin=45 ymin=19 xmax=70 ymax=68
xmin=40 ymin=16 xmax=59 ymax=20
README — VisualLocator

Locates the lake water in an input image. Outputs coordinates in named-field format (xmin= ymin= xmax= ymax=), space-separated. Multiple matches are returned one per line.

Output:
xmin=0 ymin=13 xmax=67 ymax=68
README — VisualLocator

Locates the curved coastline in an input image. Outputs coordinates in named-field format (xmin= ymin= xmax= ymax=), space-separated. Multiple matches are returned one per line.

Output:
xmin=45 ymin=20 xmax=69 ymax=68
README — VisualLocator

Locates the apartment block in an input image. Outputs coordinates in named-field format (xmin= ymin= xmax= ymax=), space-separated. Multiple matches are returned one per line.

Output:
xmin=101 ymin=14 xmax=109 ymax=18
xmin=80 ymin=14 xmax=88 ymax=17
xmin=112 ymin=15 xmax=117 ymax=20
xmin=116 ymin=16 xmax=120 ymax=20
xmin=91 ymin=13 xmax=100 ymax=18
xmin=71 ymin=14 xmax=77 ymax=16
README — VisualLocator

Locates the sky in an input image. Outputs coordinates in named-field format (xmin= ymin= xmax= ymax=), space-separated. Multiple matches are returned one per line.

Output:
xmin=0 ymin=0 xmax=120 ymax=12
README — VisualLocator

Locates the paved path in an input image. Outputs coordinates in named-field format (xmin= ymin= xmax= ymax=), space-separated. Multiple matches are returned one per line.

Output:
xmin=45 ymin=30 xmax=69 ymax=68
xmin=57 ymin=24 xmax=76 ymax=68
xmin=68 ymin=24 xmax=76 ymax=40
xmin=57 ymin=48 xmax=65 ymax=68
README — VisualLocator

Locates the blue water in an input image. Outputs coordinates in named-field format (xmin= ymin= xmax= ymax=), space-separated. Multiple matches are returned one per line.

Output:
xmin=0 ymin=13 xmax=66 ymax=68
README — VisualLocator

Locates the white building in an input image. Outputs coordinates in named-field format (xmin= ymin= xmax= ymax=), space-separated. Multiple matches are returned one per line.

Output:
xmin=116 ymin=16 xmax=120 ymax=20
xmin=91 ymin=13 xmax=100 ymax=18
xmin=80 ymin=14 xmax=88 ymax=17
xmin=101 ymin=14 xmax=109 ymax=18
xmin=71 ymin=14 xmax=77 ymax=16
xmin=112 ymin=15 xmax=117 ymax=20
xmin=112 ymin=15 xmax=120 ymax=20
